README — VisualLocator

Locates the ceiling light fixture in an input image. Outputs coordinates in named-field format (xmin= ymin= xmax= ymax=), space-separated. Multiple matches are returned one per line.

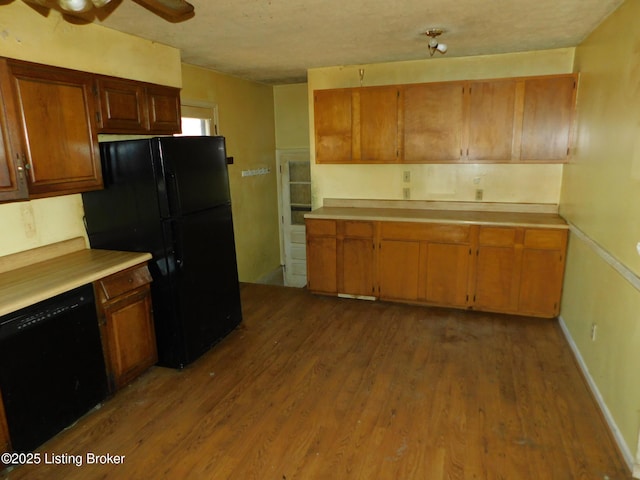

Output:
xmin=424 ymin=29 xmax=448 ymax=56
xmin=21 ymin=0 xmax=195 ymax=20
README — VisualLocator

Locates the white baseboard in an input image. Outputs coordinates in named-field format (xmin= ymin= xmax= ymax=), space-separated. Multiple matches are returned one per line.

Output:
xmin=557 ymin=315 xmax=635 ymax=473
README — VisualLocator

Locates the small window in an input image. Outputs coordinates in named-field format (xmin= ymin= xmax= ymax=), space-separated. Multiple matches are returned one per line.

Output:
xmin=180 ymin=117 xmax=211 ymax=136
xmin=176 ymin=104 xmax=219 ymax=137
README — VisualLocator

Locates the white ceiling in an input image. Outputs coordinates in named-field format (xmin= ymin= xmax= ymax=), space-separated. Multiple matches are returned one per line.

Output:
xmin=96 ymin=0 xmax=624 ymax=85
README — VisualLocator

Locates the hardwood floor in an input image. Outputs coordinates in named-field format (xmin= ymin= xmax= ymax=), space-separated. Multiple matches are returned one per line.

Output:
xmin=1 ymin=283 xmax=631 ymax=479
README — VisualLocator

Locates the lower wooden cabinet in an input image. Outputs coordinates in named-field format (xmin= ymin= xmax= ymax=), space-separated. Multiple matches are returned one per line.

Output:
xmin=306 ymin=219 xmax=376 ymax=297
xmin=0 ymin=390 xmax=10 ymax=455
xmin=306 ymin=217 xmax=568 ymax=318
xmin=95 ymin=264 xmax=157 ymax=392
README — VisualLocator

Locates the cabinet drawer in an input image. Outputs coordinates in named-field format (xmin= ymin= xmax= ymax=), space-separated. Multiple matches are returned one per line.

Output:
xmin=524 ymin=229 xmax=567 ymax=249
xmin=306 ymin=219 xmax=337 ymax=236
xmin=98 ymin=265 xmax=152 ymax=301
xmin=478 ymin=227 xmax=518 ymax=246
xmin=381 ymin=221 xmax=470 ymax=243
xmin=342 ymin=220 xmax=374 ymax=238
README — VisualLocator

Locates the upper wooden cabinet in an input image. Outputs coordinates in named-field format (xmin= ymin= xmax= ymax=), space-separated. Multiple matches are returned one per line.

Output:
xmin=314 ymin=88 xmax=353 ymax=163
xmin=402 ymin=81 xmax=465 ymax=162
xmin=6 ymin=59 xmax=102 ymax=198
xmin=519 ymin=75 xmax=577 ymax=161
xmin=0 ymin=59 xmax=28 ymax=202
xmin=96 ymin=77 xmax=181 ymax=135
xmin=314 ymin=73 xmax=578 ymax=164
xmin=0 ymin=56 xmax=183 ymax=203
xmin=354 ymin=86 xmax=400 ymax=163
xmin=314 ymin=86 xmax=400 ymax=163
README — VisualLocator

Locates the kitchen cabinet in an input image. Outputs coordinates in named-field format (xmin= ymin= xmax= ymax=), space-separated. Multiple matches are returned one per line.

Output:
xmin=473 ymin=226 xmax=568 ymax=317
xmin=306 ymin=219 xmax=376 ymax=297
xmin=0 ymin=59 xmax=27 ymax=202
xmin=518 ymin=229 xmax=568 ymax=316
xmin=354 ymin=86 xmax=400 ymax=163
xmin=519 ymin=75 xmax=577 ymax=161
xmin=6 ymin=59 xmax=102 ymax=198
xmin=0 ymin=390 xmax=10 ymax=455
xmin=306 ymin=219 xmax=338 ymax=294
xmin=306 ymin=214 xmax=568 ymax=318
xmin=314 ymin=89 xmax=353 ymax=164
xmin=339 ymin=221 xmax=377 ymax=297
xmin=96 ymin=77 xmax=181 ymax=134
xmin=314 ymin=73 xmax=577 ymax=164
xmin=378 ymin=222 xmax=473 ymax=306
xmin=419 ymin=224 xmax=474 ymax=308
xmin=95 ymin=264 xmax=157 ymax=392
xmin=402 ymin=81 xmax=465 ymax=162
xmin=466 ymin=79 xmax=518 ymax=161
xmin=314 ymin=86 xmax=400 ymax=163
xmin=474 ymin=227 xmax=521 ymax=313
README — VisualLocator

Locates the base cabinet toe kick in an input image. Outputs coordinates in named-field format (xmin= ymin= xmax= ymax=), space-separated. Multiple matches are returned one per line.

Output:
xmin=305 ymin=216 xmax=568 ymax=318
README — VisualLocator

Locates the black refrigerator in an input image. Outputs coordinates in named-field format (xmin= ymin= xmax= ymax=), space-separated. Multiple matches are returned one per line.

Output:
xmin=82 ymin=136 xmax=242 ymax=369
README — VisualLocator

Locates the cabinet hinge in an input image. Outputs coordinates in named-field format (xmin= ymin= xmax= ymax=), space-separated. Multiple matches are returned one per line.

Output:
xmin=566 ymin=147 xmax=570 ymax=156
xmin=96 ymin=111 xmax=101 ymax=123
xmin=468 ymin=248 xmax=472 ymax=255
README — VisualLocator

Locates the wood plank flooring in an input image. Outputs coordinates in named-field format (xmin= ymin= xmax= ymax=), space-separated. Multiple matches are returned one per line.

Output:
xmin=1 ymin=283 xmax=631 ymax=479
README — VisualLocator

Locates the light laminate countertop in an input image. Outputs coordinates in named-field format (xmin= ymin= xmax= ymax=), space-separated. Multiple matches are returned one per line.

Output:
xmin=304 ymin=200 xmax=568 ymax=229
xmin=0 ymin=247 xmax=151 ymax=317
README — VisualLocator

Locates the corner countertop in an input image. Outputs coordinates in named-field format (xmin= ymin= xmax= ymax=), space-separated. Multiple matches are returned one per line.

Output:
xmin=304 ymin=199 xmax=568 ymax=229
xmin=0 ymin=238 xmax=152 ymax=317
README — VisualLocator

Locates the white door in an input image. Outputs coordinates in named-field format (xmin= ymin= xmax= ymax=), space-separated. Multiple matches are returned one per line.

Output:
xmin=277 ymin=149 xmax=311 ymax=287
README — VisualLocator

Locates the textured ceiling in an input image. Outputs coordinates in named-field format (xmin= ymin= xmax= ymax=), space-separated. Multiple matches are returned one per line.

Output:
xmin=95 ymin=0 xmax=624 ymax=84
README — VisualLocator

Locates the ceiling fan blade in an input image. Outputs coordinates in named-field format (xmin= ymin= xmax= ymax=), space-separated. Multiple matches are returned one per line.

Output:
xmin=133 ymin=0 xmax=194 ymax=19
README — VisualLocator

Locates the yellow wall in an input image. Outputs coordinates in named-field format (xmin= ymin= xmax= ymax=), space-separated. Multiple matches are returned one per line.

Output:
xmin=0 ymin=1 xmax=181 ymax=257
xmin=181 ymin=64 xmax=280 ymax=282
xmin=274 ymin=83 xmax=310 ymax=149
xmin=307 ymin=48 xmax=574 ymax=208
xmin=559 ymin=0 xmax=640 ymax=462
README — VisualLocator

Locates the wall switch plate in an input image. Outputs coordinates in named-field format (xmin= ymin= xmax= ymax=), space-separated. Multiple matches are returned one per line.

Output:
xmin=403 ymin=171 xmax=411 ymax=183
xmin=475 ymin=189 xmax=483 ymax=201
xmin=403 ymin=187 xmax=410 ymax=199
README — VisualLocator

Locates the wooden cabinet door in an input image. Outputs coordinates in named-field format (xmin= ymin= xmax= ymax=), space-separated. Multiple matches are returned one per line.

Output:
xmin=473 ymin=227 xmax=520 ymax=313
xmin=306 ymin=219 xmax=338 ymax=293
xmin=7 ymin=60 xmax=102 ymax=198
xmin=402 ymin=81 xmax=465 ymax=162
xmin=0 ymin=390 xmax=10 ymax=454
xmin=102 ymin=286 xmax=157 ymax=390
xmin=339 ymin=221 xmax=376 ymax=297
xmin=307 ymin=236 xmax=337 ymax=293
xmin=96 ymin=77 xmax=147 ymax=132
xmin=0 ymin=59 xmax=28 ymax=202
xmin=146 ymin=84 xmax=182 ymax=134
xmin=518 ymin=229 xmax=568 ymax=317
xmin=467 ymin=79 xmax=517 ymax=161
xmin=520 ymin=75 xmax=577 ymax=161
xmin=378 ymin=239 xmax=420 ymax=301
xmin=355 ymin=86 xmax=399 ymax=162
xmin=314 ymin=89 xmax=353 ymax=163
xmin=422 ymin=243 xmax=471 ymax=307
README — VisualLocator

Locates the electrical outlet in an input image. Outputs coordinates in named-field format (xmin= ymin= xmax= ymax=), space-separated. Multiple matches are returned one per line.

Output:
xmin=475 ymin=189 xmax=483 ymax=201
xmin=403 ymin=187 xmax=410 ymax=200
xmin=590 ymin=323 xmax=597 ymax=341
xmin=403 ymin=171 xmax=411 ymax=183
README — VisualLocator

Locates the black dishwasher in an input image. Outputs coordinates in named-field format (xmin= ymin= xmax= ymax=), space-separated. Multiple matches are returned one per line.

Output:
xmin=0 ymin=284 xmax=108 ymax=452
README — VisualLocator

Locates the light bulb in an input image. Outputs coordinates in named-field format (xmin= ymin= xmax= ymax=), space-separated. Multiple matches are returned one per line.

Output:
xmin=436 ymin=43 xmax=448 ymax=53
xmin=58 ymin=0 xmax=91 ymax=11
xmin=91 ymin=0 xmax=113 ymax=6
xmin=428 ymin=38 xmax=438 ymax=48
